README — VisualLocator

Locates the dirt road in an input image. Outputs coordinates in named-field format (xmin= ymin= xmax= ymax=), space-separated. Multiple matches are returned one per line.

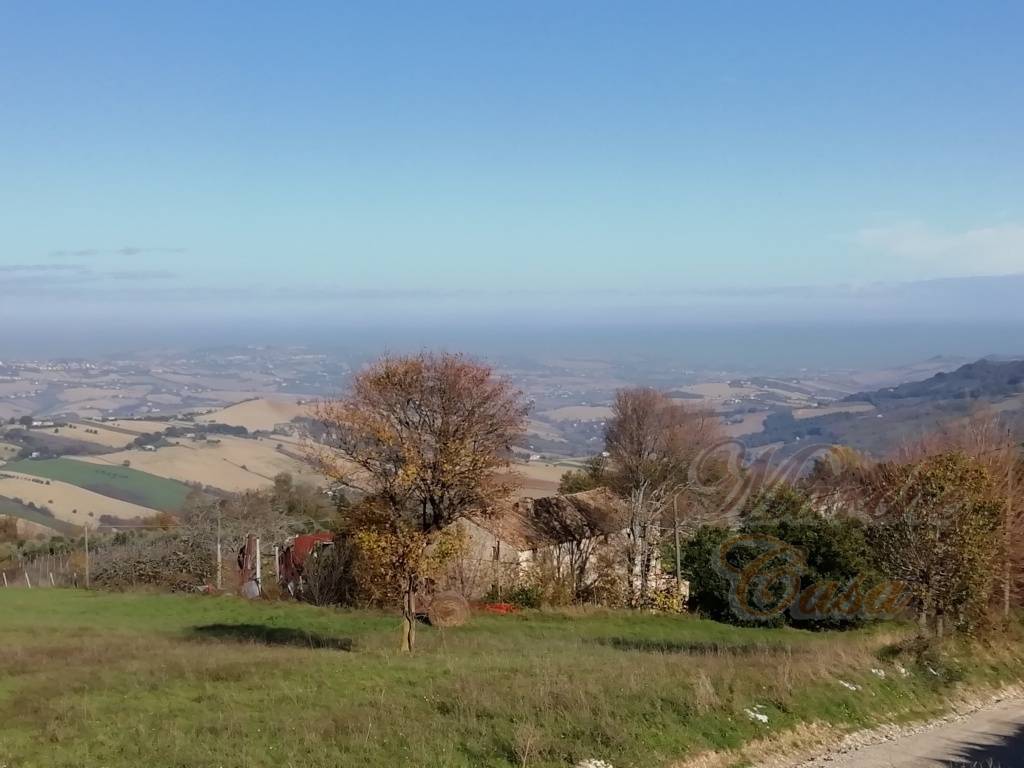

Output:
xmin=798 ymin=698 xmax=1024 ymax=767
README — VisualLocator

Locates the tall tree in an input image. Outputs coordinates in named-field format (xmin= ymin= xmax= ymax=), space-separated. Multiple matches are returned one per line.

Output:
xmin=309 ymin=352 xmax=528 ymax=651
xmin=895 ymin=411 xmax=1024 ymax=618
xmin=865 ymin=452 xmax=1002 ymax=636
xmin=604 ymin=388 xmax=723 ymax=606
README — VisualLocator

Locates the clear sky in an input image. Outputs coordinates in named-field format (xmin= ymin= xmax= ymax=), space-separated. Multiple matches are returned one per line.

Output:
xmin=1 ymin=1 xmax=1023 ymax=341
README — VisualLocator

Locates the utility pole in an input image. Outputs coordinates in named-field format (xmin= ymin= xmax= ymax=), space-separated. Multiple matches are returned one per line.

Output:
xmin=84 ymin=525 xmax=90 ymax=589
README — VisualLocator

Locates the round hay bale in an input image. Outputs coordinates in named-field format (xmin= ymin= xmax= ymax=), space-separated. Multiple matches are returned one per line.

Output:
xmin=427 ymin=591 xmax=470 ymax=628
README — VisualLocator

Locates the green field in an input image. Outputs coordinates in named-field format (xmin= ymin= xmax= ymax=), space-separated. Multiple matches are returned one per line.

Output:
xmin=1 ymin=590 xmax=1021 ymax=768
xmin=0 ymin=496 xmax=78 ymax=535
xmin=1 ymin=458 xmax=191 ymax=512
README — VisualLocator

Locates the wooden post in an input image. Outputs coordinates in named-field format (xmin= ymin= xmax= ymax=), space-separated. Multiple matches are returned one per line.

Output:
xmin=254 ymin=537 xmax=261 ymax=592
xmin=84 ymin=525 xmax=90 ymax=589
xmin=49 ymin=572 xmax=55 ymax=587
xmin=2 ymin=572 xmax=8 ymax=588
xmin=673 ymin=496 xmax=682 ymax=599
xmin=215 ymin=512 xmax=223 ymax=590
xmin=273 ymin=545 xmax=280 ymax=581
xmin=24 ymin=567 xmax=31 ymax=589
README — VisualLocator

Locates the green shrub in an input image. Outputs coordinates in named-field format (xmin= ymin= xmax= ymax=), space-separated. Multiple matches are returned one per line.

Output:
xmin=682 ymin=485 xmax=878 ymax=629
xmin=484 ymin=582 xmax=542 ymax=608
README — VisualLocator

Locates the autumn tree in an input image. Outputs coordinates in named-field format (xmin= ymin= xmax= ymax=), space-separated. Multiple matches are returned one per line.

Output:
xmin=603 ymin=388 xmax=724 ymax=607
xmin=309 ymin=352 xmax=528 ymax=651
xmin=865 ymin=452 xmax=1002 ymax=636
xmin=894 ymin=411 xmax=1023 ymax=618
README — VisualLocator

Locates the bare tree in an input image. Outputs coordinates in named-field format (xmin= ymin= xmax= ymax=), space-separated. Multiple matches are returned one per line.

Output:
xmin=604 ymin=388 xmax=723 ymax=607
xmin=308 ymin=352 xmax=528 ymax=651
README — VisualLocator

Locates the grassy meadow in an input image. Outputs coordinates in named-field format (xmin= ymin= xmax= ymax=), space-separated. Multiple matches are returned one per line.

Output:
xmin=1 ymin=458 xmax=191 ymax=512
xmin=1 ymin=591 xmax=1022 ymax=768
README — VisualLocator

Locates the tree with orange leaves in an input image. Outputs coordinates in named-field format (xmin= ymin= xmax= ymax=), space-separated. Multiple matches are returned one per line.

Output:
xmin=308 ymin=352 xmax=528 ymax=651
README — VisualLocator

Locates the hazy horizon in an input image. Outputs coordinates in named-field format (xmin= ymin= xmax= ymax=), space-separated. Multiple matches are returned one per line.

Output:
xmin=3 ymin=2 xmax=1023 ymax=345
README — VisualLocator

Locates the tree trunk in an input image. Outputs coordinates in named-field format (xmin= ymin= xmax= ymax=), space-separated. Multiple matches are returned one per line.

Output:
xmin=401 ymin=572 xmax=416 ymax=653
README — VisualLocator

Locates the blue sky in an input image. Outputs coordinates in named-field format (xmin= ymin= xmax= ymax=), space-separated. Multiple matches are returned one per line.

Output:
xmin=1 ymin=1 xmax=1023 ymax=331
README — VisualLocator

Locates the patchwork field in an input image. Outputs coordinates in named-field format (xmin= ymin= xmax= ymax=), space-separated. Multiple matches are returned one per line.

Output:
xmin=539 ymin=405 xmax=614 ymax=422
xmin=0 ymin=474 xmax=158 ymax=524
xmin=1 ymin=590 xmax=1022 ymax=768
xmin=197 ymin=397 xmax=311 ymax=431
xmin=103 ymin=419 xmax=176 ymax=434
xmin=50 ymin=423 xmax=136 ymax=449
xmin=507 ymin=460 xmax=578 ymax=497
xmin=722 ymin=412 xmax=769 ymax=437
xmin=1 ymin=458 xmax=191 ymax=512
xmin=79 ymin=435 xmax=321 ymax=492
xmin=0 ymin=496 xmax=75 ymax=535
xmin=792 ymin=402 xmax=876 ymax=419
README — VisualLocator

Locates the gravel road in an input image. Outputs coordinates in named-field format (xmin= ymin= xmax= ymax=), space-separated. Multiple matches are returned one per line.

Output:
xmin=796 ymin=697 xmax=1024 ymax=767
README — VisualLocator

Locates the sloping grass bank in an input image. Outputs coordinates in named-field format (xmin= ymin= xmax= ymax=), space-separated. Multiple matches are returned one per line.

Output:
xmin=0 ymin=590 xmax=1021 ymax=768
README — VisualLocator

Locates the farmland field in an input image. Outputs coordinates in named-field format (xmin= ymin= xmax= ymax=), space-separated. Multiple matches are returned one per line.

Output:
xmin=198 ymin=397 xmax=310 ymax=431
xmin=1 ymin=458 xmax=191 ymax=512
xmin=0 ymin=590 xmax=1022 ymax=768
xmin=77 ymin=435 xmax=322 ymax=492
xmin=0 ymin=496 xmax=76 ymax=535
xmin=0 ymin=474 xmax=159 ymax=524
xmin=539 ymin=405 xmax=614 ymax=422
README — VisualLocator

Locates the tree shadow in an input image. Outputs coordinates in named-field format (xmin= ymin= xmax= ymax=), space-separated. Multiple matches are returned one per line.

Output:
xmin=192 ymin=623 xmax=353 ymax=651
xmin=944 ymin=721 xmax=1024 ymax=766
xmin=594 ymin=637 xmax=792 ymax=655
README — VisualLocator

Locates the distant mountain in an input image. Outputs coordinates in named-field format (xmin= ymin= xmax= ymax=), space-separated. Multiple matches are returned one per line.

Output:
xmin=848 ymin=359 xmax=1024 ymax=404
xmin=745 ymin=358 xmax=1024 ymax=459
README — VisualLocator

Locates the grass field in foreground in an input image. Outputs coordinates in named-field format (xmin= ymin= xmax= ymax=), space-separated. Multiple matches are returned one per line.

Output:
xmin=1 ymin=458 xmax=191 ymax=512
xmin=2 ymin=592 xmax=1022 ymax=768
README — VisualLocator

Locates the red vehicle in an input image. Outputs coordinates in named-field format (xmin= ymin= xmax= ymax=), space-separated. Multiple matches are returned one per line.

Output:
xmin=277 ymin=532 xmax=336 ymax=597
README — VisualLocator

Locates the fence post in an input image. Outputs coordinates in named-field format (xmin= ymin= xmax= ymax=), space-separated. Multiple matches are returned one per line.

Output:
xmin=24 ymin=567 xmax=31 ymax=589
xmin=2 ymin=572 xmax=7 ymax=588
xmin=216 ymin=512 xmax=223 ymax=591
xmin=255 ymin=537 xmax=261 ymax=588
xmin=84 ymin=525 xmax=90 ymax=589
